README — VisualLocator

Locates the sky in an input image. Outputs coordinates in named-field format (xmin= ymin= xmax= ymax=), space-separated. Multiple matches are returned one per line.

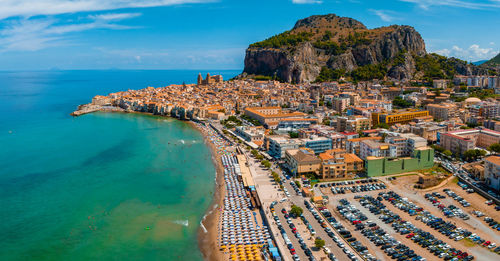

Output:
xmin=0 ymin=0 xmax=498 ymax=70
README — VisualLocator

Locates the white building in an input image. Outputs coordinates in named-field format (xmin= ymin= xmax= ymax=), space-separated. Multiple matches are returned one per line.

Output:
xmin=484 ymin=156 xmax=500 ymax=191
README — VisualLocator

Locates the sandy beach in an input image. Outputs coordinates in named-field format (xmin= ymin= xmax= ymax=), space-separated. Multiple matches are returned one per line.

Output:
xmin=192 ymin=122 xmax=227 ymax=261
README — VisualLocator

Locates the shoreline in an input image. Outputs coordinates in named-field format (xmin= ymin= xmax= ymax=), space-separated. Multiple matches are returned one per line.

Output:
xmin=75 ymin=109 xmax=224 ymax=261
xmin=190 ymin=121 xmax=226 ymax=261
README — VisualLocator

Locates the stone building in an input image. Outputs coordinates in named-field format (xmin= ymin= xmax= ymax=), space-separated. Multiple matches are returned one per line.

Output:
xmin=197 ymin=73 xmax=223 ymax=85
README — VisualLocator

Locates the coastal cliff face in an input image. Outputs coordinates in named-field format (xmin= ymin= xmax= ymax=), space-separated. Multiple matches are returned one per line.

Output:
xmin=244 ymin=42 xmax=329 ymax=83
xmin=244 ymin=14 xmax=489 ymax=83
xmin=243 ymin=14 xmax=427 ymax=83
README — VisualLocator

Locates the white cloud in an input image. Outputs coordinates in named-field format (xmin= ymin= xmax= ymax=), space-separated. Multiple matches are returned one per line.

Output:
xmin=89 ymin=13 xmax=142 ymax=21
xmin=0 ymin=13 xmax=141 ymax=51
xmin=0 ymin=0 xmax=214 ymax=20
xmin=292 ymin=0 xmax=323 ymax=4
xmin=434 ymin=44 xmax=499 ymax=61
xmin=369 ymin=9 xmax=397 ymax=22
xmin=400 ymin=0 xmax=500 ymax=10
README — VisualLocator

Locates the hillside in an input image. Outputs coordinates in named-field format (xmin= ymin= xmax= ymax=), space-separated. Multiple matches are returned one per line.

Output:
xmin=484 ymin=53 xmax=500 ymax=66
xmin=242 ymin=14 xmax=487 ymax=83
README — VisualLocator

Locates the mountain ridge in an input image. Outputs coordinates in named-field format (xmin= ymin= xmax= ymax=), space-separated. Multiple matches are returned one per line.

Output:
xmin=242 ymin=14 xmax=490 ymax=83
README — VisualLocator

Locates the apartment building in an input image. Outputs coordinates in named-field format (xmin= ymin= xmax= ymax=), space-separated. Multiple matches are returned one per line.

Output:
xmin=484 ymin=156 xmax=500 ymax=191
xmin=426 ymin=103 xmax=458 ymax=121
xmin=244 ymin=106 xmax=308 ymax=128
xmin=440 ymin=128 xmax=500 ymax=155
xmin=372 ymin=109 xmax=430 ymax=126
xmin=359 ymin=139 xmax=394 ymax=160
xmin=332 ymin=97 xmax=350 ymax=113
xmin=234 ymin=126 xmax=265 ymax=146
xmin=302 ymin=136 xmax=333 ymax=154
xmin=319 ymin=149 xmax=364 ymax=180
xmin=410 ymin=122 xmax=448 ymax=142
xmin=336 ymin=115 xmax=371 ymax=133
xmin=285 ymin=149 xmax=321 ymax=177
xmin=346 ymin=136 xmax=383 ymax=154
xmin=267 ymin=135 xmax=304 ymax=159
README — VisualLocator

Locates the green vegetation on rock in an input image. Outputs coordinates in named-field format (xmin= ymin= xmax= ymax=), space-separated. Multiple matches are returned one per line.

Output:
xmin=249 ymin=31 xmax=313 ymax=48
xmin=414 ymin=53 xmax=458 ymax=81
xmin=351 ymin=64 xmax=387 ymax=81
xmin=314 ymin=67 xmax=346 ymax=82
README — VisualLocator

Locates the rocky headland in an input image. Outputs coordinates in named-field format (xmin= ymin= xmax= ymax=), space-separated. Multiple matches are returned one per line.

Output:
xmin=242 ymin=14 xmax=489 ymax=83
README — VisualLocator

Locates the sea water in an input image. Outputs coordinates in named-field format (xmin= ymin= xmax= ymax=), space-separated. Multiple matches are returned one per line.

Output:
xmin=0 ymin=70 xmax=239 ymax=260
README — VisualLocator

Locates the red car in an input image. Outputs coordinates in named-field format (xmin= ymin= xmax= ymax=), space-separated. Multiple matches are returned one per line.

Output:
xmin=406 ymin=233 xmax=414 ymax=238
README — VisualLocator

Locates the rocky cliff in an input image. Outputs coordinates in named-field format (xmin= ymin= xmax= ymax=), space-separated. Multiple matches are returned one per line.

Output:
xmin=243 ymin=14 xmax=485 ymax=83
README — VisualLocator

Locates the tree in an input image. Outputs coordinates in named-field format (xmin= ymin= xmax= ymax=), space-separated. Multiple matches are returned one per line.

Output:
xmin=290 ymin=204 xmax=303 ymax=217
xmin=315 ymin=238 xmax=325 ymax=248
xmin=431 ymin=145 xmax=445 ymax=153
xmin=289 ymin=132 xmax=299 ymax=139
xmin=374 ymin=123 xmax=390 ymax=129
xmin=463 ymin=150 xmax=476 ymax=161
xmin=488 ymin=143 xmax=500 ymax=153
xmin=262 ymin=160 xmax=271 ymax=169
xmin=271 ymin=171 xmax=281 ymax=184
xmin=392 ymin=96 xmax=413 ymax=108
xmin=443 ymin=150 xmax=452 ymax=157
xmin=463 ymin=149 xmax=486 ymax=161
xmin=295 ymin=180 xmax=301 ymax=188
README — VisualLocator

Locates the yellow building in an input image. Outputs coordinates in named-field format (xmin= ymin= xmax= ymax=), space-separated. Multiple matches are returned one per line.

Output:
xmin=372 ymin=109 xmax=430 ymax=126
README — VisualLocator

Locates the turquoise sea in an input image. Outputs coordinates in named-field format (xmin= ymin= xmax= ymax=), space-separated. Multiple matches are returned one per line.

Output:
xmin=0 ymin=70 xmax=239 ymax=260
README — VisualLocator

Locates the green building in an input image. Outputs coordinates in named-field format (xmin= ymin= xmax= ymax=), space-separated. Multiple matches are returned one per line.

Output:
xmin=366 ymin=147 xmax=434 ymax=176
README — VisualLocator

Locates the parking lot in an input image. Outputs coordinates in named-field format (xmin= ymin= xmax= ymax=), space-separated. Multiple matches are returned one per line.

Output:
xmin=381 ymin=190 xmax=499 ymax=260
xmin=312 ymin=173 xmax=500 ymax=260
xmin=281 ymin=179 xmax=361 ymax=261
xmin=272 ymin=203 xmax=311 ymax=261
xmin=384 ymin=175 xmax=500 ymax=245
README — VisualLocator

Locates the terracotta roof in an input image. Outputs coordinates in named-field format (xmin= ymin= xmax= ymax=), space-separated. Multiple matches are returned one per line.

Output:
xmin=485 ymin=156 xmax=500 ymax=166
xmin=344 ymin=153 xmax=363 ymax=163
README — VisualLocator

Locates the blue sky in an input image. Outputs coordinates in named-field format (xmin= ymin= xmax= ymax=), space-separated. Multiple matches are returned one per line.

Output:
xmin=0 ymin=0 xmax=498 ymax=70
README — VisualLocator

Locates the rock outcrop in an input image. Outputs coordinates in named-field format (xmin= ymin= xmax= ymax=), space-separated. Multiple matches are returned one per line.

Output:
xmin=243 ymin=14 xmax=486 ymax=83
xmin=243 ymin=14 xmax=426 ymax=83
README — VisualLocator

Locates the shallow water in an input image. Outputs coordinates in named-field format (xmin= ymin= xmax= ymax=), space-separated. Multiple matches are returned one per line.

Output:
xmin=0 ymin=70 xmax=239 ymax=260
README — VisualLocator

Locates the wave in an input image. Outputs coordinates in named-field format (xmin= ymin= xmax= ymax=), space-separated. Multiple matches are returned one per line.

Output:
xmin=173 ymin=219 xmax=189 ymax=227
xmin=180 ymin=139 xmax=185 ymax=144
xmin=200 ymin=221 xmax=208 ymax=233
